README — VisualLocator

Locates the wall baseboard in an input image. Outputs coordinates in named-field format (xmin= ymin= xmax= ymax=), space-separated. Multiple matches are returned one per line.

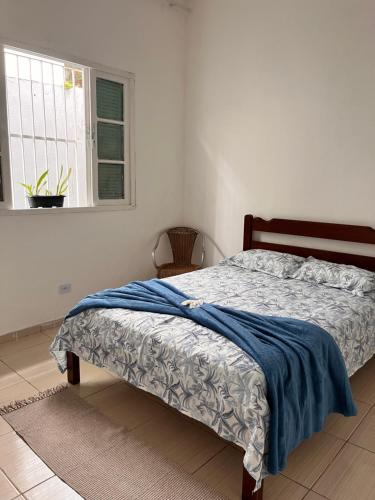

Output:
xmin=0 ymin=318 xmax=64 ymax=343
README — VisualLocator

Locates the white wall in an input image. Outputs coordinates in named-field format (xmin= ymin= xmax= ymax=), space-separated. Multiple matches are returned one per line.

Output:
xmin=0 ymin=0 xmax=186 ymax=335
xmin=2 ymin=0 xmax=375 ymax=335
xmin=184 ymin=0 xmax=375 ymax=263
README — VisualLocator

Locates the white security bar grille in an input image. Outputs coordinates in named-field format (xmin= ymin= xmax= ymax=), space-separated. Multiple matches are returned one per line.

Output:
xmin=4 ymin=48 xmax=87 ymax=208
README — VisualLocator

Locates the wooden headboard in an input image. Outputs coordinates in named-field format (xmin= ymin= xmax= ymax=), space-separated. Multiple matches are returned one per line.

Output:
xmin=243 ymin=215 xmax=375 ymax=272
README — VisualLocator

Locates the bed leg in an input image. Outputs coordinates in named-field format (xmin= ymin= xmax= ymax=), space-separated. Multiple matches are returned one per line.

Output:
xmin=242 ymin=466 xmax=263 ymax=500
xmin=67 ymin=352 xmax=80 ymax=385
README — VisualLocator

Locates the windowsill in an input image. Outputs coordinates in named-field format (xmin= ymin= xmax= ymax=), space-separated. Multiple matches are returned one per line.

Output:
xmin=0 ymin=204 xmax=136 ymax=216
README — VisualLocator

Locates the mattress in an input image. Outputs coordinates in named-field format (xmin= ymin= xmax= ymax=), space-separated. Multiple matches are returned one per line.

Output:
xmin=50 ymin=263 xmax=375 ymax=486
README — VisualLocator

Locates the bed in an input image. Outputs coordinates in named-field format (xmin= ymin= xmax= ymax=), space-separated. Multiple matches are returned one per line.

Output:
xmin=50 ymin=215 xmax=375 ymax=500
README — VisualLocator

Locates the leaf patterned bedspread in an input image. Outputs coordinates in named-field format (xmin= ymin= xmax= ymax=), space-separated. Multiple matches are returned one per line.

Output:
xmin=50 ymin=264 xmax=375 ymax=487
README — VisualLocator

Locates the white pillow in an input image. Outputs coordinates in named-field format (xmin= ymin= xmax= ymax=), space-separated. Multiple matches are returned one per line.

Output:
xmin=222 ymin=249 xmax=305 ymax=279
xmin=293 ymin=257 xmax=375 ymax=297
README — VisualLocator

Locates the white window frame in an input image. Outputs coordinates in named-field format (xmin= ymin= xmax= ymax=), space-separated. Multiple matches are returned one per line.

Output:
xmin=0 ymin=38 xmax=136 ymax=214
xmin=0 ymin=48 xmax=12 ymax=209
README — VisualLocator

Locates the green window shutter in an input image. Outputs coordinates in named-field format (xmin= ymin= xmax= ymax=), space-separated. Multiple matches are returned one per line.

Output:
xmin=95 ymin=74 xmax=126 ymax=201
xmin=96 ymin=78 xmax=123 ymax=121
xmin=97 ymin=122 xmax=124 ymax=161
xmin=98 ymin=163 xmax=124 ymax=199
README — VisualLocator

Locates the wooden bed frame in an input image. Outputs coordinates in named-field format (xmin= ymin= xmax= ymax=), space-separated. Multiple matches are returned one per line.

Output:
xmin=243 ymin=214 xmax=375 ymax=270
xmin=67 ymin=214 xmax=375 ymax=500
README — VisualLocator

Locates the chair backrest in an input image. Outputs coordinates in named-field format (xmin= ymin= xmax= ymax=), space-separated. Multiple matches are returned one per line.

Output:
xmin=167 ymin=227 xmax=198 ymax=265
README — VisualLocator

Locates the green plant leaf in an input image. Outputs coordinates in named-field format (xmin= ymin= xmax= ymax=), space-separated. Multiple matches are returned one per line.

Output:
xmin=35 ymin=170 xmax=48 ymax=195
xmin=56 ymin=167 xmax=72 ymax=195
xmin=59 ymin=182 xmax=69 ymax=194
xmin=55 ymin=165 xmax=64 ymax=195
xmin=19 ymin=169 xmax=51 ymax=199
xmin=19 ymin=182 xmax=34 ymax=196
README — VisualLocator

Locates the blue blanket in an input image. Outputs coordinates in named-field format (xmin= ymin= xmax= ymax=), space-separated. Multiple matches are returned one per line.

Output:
xmin=67 ymin=279 xmax=356 ymax=474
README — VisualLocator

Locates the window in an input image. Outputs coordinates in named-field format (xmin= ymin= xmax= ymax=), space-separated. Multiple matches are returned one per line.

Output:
xmin=0 ymin=44 xmax=135 ymax=210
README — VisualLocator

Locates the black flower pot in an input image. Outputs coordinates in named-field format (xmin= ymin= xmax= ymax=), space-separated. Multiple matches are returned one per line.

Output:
xmin=28 ymin=195 xmax=65 ymax=208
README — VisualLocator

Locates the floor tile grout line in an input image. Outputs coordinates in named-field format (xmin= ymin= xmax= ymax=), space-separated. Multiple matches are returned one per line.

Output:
xmin=2 ymin=343 xmax=120 ymax=397
xmin=81 ymin=379 xmax=122 ymax=401
xmin=309 ymin=438 xmax=347 ymax=493
xmin=0 ymin=355 xmax=71 ymax=402
xmin=4 ymin=430 xmax=75 ymax=497
xmin=0 ymin=466 xmax=22 ymax=497
xmin=352 ymin=395 xmax=375 ymax=405
xmin=344 ymin=439 xmax=375 ymax=456
xmin=84 ymin=389 xmax=161 ymax=432
xmin=83 ymin=377 xmax=178 ymax=414
xmin=11 ymin=493 xmax=24 ymax=499
xmin=190 ymin=444 xmax=229 ymax=475
xmin=302 ymin=489 xmax=327 ymax=500
xmin=190 ymin=444 xmax=230 ymax=476
xmin=343 ymin=404 xmax=372 ymax=442
xmin=324 ymin=403 xmax=372 ymax=443
xmin=41 ymin=331 xmax=56 ymax=340
xmin=281 ymin=431 xmax=346 ymax=491
xmin=20 ymin=475 xmax=56 ymax=495
xmin=0 ymin=357 xmax=41 ymax=391
xmin=304 ymin=489 xmax=330 ymax=500
xmin=279 ymin=472 xmax=311 ymax=490
xmin=282 ymin=473 xmax=314 ymax=493
xmin=0 ymin=338 xmax=52 ymax=360
xmin=0 ymin=359 xmax=31 ymax=385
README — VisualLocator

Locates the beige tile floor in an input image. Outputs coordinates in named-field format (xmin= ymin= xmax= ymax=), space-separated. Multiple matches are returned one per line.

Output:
xmin=0 ymin=329 xmax=375 ymax=500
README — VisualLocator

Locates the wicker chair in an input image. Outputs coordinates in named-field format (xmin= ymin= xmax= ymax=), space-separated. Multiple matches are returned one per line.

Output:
xmin=152 ymin=227 xmax=205 ymax=278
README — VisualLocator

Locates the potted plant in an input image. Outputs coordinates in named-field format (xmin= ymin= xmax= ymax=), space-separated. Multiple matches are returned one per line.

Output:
xmin=20 ymin=166 xmax=72 ymax=208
